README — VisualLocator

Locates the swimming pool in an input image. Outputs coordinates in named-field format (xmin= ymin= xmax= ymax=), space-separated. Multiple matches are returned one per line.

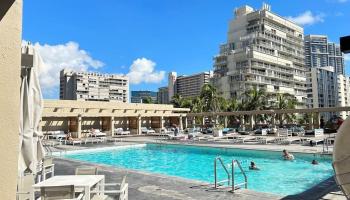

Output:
xmin=63 ymin=144 xmax=333 ymax=196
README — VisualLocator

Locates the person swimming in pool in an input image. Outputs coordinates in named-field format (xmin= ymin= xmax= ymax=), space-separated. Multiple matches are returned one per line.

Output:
xmin=282 ymin=149 xmax=294 ymax=160
xmin=311 ymin=159 xmax=319 ymax=165
xmin=249 ymin=161 xmax=260 ymax=170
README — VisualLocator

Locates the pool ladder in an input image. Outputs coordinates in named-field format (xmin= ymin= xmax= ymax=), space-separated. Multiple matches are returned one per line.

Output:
xmin=214 ymin=157 xmax=248 ymax=193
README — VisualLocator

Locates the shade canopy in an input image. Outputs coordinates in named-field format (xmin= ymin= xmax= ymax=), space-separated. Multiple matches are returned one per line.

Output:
xmin=18 ymin=44 xmax=45 ymax=175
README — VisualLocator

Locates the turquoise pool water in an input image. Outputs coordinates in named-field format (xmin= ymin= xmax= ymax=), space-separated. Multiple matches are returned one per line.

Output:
xmin=63 ymin=144 xmax=333 ymax=195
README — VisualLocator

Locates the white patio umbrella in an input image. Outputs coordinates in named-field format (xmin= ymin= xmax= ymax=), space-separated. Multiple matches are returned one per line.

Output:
xmin=18 ymin=44 xmax=45 ymax=175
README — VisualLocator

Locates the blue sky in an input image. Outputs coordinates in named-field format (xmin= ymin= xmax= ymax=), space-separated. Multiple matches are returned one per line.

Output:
xmin=23 ymin=0 xmax=350 ymax=99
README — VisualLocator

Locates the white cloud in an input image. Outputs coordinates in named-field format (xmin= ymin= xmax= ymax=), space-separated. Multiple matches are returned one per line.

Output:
xmin=127 ymin=58 xmax=165 ymax=84
xmin=28 ymin=41 xmax=104 ymax=97
xmin=287 ymin=11 xmax=325 ymax=26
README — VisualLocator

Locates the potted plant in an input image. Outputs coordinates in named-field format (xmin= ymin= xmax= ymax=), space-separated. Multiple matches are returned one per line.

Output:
xmin=213 ymin=124 xmax=224 ymax=137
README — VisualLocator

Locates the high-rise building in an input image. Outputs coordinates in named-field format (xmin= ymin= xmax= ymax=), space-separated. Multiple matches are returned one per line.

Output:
xmin=304 ymin=35 xmax=347 ymax=119
xmin=307 ymin=66 xmax=338 ymax=119
xmin=168 ymin=72 xmax=177 ymax=102
xmin=337 ymin=75 xmax=350 ymax=118
xmin=305 ymin=35 xmax=345 ymax=75
xmin=157 ymin=87 xmax=169 ymax=104
xmin=212 ymin=4 xmax=307 ymax=103
xmin=130 ymin=91 xmax=158 ymax=103
xmin=168 ymin=71 xmax=213 ymax=100
xmin=60 ymin=69 xmax=129 ymax=102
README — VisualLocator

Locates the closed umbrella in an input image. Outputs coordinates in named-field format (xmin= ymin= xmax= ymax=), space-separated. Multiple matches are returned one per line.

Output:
xmin=18 ymin=44 xmax=45 ymax=175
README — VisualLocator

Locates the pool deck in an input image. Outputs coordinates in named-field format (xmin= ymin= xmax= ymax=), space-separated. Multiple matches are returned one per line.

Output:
xmin=49 ymin=137 xmax=345 ymax=200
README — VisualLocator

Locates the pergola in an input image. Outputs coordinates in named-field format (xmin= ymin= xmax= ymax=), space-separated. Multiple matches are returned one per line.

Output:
xmin=41 ymin=100 xmax=190 ymax=138
xmin=186 ymin=106 xmax=350 ymax=129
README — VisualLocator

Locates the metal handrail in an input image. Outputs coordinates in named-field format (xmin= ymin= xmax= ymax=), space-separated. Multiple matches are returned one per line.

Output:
xmin=214 ymin=157 xmax=231 ymax=188
xmin=232 ymin=160 xmax=248 ymax=192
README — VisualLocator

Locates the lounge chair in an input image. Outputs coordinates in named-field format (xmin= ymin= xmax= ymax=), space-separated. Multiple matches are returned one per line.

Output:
xmin=39 ymin=185 xmax=84 ymax=200
xmin=115 ymin=128 xmax=130 ymax=135
xmin=256 ymin=136 xmax=276 ymax=144
xmin=300 ymin=129 xmax=325 ymax=146
xmin=90 ymin=175 xmax=128 ymax=200
xmin=167 ymin=134 xmax=187 ymax=140
xmin=91 ymin=129 xmax=107 ymax=137
xmin=17 ymin=174 xmax=35 ymax=200
xmin=47 ymin=130 xmax=66 ymax=140
xmin=235 ymin=135 xmax=257 ymax=143
xmin=64 ymin=138 xmax=83 ymax=146
xmin=276 ymin=128 xmax=292 ymax=137
xmin=75 ymin=167 xmax=98 ymax=175
xmin=141 ymin=127 xmax=156 ymax=134
xmin=278 ymin=137 xmax=301 ymax=145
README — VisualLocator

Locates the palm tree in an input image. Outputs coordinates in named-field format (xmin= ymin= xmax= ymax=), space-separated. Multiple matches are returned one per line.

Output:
xmin=242 ymin=87 xmax=268 ymax=126
xmin=271 ymin=93 xmax=300 ymax=125
xmin=200 ymin=84 xmax=221 ymax=112
xmin=171 ymin=94 xmax=183 ymax=108
xmin=192 ymin=97 xmax=204 ymax=113
xmin=181 ymin=97 xmax=193 ymax=109
xmin=243 ymin=87 xmax=267 ymax=111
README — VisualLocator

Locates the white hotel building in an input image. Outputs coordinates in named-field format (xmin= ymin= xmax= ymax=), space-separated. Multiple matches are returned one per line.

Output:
xmin=60 ymin=69 xmax=129 ymax=102
xmin=212 ymin=4 xmax=307 ymax=103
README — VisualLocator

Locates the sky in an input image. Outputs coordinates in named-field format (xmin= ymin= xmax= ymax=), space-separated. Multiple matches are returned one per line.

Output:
xmin=23 ymin=0 xmax=350 ymax=99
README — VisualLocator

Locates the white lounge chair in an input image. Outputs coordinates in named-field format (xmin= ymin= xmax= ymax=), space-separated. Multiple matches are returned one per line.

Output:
xmin=235 ymin=136 xmax=257 ymax=143
xmin=47 ymin=130 xmax=66 ymax=140
xmin=63 ymin=138 xmax=83 ymax=146
xmin=278 ymin=137 xmax=301 ymax=145
xmin=141 ymin=127 xmax=155 ymax=134
xmin=256 ymin=136 xmax=276 ymax=144
xmin=277 ymin=128 xmax=292 ymax=137
xmin=91 ymin=175 xmax=128 ymax=200
xmin=167 ymin=134 xmax=187 ymax=140
xmin=115 ymin=128 xmax=130 ymax=135
xmin=91 ymin=129 xmax=107 ymax=137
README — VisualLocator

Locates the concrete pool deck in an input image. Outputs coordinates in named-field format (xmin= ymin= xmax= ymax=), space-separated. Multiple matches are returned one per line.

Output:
xmin=47 ymin=138 xmax=344 ymax=199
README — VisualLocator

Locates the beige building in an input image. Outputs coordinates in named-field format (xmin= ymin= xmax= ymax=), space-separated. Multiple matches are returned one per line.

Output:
xmin=168 ymin=71 xmax=213 ymax=99
xmin=60 ymin=69 xmax=129 ymax=102
xmin=0 ymin=0 xmax=22 ymax=198
xmin=41 ymin=100 xmax=190 ymax=137
xmin=337 ymin=75 xmax=350 ymax=118
xmin=213 ymin=4 xmax=307 ymax=103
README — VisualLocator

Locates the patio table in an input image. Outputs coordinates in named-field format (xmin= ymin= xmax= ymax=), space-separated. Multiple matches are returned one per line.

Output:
xmin=33 ymin=175 xmax=105 ymax=200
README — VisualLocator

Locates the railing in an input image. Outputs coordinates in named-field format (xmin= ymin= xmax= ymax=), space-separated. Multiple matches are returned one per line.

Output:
xmin=323 ymin=135 xmax=335 ymax=154
xmin=232 ymin=160 xmax=248 ymax=192
xmin=214 ymin=157 xmax=231 ymax=188
xmin=214 ymin=158 xmax=248 ymax=192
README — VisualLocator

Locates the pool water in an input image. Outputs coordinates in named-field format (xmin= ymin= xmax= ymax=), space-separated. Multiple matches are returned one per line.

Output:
xmin=63 ymin=144 xmax=333 ymax=195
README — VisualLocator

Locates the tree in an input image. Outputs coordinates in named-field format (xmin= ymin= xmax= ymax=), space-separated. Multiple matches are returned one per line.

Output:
xmin=270 ymin=93 xmax=300 ymax=125
xmin=142 ymin=96 xmax=153 ymax=104
xmin=200 ymin=84 xmax=221 ymax=112
xmin=191 ymin=97 xmax=204 ymax=113
xmin=242 ymin=87 xmax=268 ymax=111
xmin=171 ymin=94 xmax=183 ymax=108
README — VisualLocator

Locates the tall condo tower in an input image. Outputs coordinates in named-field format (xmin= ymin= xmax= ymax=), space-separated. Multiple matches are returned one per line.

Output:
xmin=212 ymin=4 xmax=307 ymax=104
